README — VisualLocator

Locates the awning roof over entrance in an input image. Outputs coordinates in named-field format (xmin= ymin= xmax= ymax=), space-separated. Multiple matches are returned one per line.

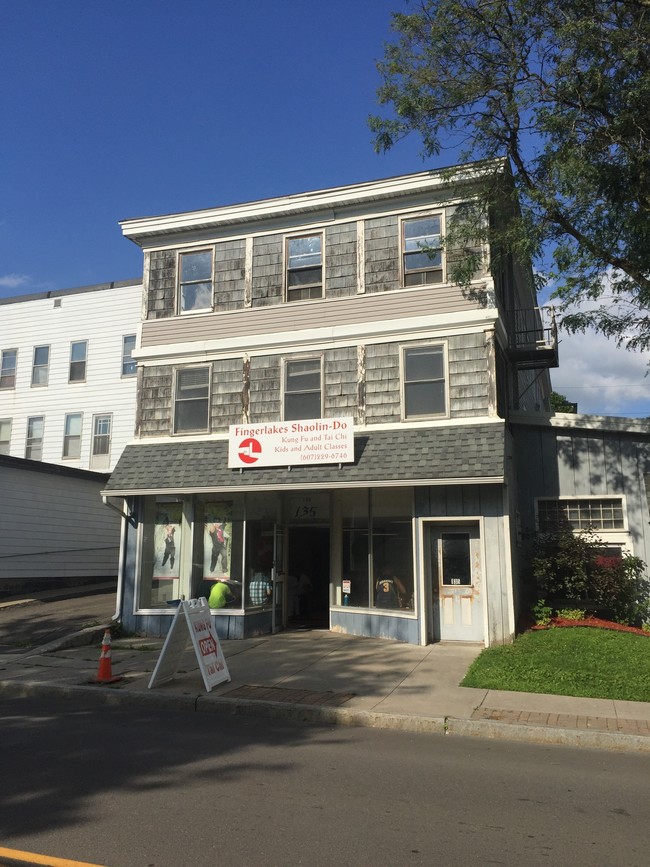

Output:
xmin=102 ymin=423 xmax=506 ymax=496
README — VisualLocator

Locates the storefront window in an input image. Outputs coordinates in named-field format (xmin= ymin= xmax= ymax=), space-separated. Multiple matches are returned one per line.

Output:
xmin=371 ymin=488 xmax=414 ymax=610
xmin=139 ymin=497 xmax=184 ymax=608
xmin=340 ymin=489 xmax=370 ymax=608
xmin=244 ymin=493 xmax=280 ymax=609
xmin=194 ymin=498 xmax=244 ymax=610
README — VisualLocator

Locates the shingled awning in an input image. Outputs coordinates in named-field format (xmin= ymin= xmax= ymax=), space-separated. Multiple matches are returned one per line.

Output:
xmin=103 ymin=423 xmax=506 ymax=496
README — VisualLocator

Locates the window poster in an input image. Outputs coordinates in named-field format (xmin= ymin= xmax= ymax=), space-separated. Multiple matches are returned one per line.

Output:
xmin=203 ymin=502 xmax=233 ymax=580
xmin=153 ymin=503 xmax=182 ymax=581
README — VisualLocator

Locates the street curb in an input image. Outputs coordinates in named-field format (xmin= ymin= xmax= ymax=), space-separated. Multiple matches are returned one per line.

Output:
xmin=1 ymin=677 xmax=649 ymax=752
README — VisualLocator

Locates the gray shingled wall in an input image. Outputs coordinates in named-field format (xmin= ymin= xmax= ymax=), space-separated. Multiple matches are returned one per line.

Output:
xmin=214 ymin=239 xmax=246 ymax=311
xmin=325 ymin=222 xmax=357 ymax=298
xmin=212 ymin=358 xmax=245 ymax=429
xmin=448 ymin=332 xmax=489 ymax=417
xmin=249 ymin=355 xmax=282 ymax=421
xmin=146 ymin=250 xmax=176 ymax=319
xmin=251 ymin=235 xmax=283 ymax=307
xmin=324 ymin=347 xmax=358 ymax=417
xmin=364 ymin=215 xmax=399 ymax=294
xmin=365 ymin=343 xmax=401 ymax=423
xmin=139 ymin=366 xmax=173 ymax=436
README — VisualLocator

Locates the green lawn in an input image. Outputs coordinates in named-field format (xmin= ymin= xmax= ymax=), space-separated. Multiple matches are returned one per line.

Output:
xmin=461 ymin=627 xmax=650 ymax=702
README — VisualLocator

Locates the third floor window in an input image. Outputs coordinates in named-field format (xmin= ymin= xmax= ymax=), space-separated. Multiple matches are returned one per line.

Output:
xmin=179 ymin=250 xmax=213 ymax=314
xmin=286 ymin=235 xmax=323 ymax=302
xmin=31 ymin=345 xmax=50 ymax=386
xmin=0 ymin=349 xmax=17 ymax=389
xmin=402 ymin=215 xmax=443 ymax=287
xmin=69 ymin=341 xmax=88 ymax=383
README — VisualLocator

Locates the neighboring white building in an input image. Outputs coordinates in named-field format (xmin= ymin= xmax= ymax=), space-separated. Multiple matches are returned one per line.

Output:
xmin=0 ymin=280 xmax=142 ymax=472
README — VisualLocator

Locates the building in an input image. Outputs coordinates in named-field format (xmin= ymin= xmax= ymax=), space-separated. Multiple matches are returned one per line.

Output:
xmin=103 ymin=162 xmax=569 ymax=644
xmin=0 ymin=280 xmax=142 ymax=472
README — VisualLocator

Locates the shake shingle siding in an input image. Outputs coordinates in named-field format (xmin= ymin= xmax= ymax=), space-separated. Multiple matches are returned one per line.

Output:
xmin=325 ymin=223 xmax=357 ymax=298
xmin=251 ymin=235 xmax=283 ymax=307
xmin=215 ymin=239 xmax=246 ymax=311
xmin=365 ymin=216 xmax=399 ymax=294
xmin=146 ymin=250 xmax=176 ymax=319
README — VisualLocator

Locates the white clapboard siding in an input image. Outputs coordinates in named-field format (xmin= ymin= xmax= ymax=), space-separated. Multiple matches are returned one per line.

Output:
xmin=0 ymin=281 xmax=142 ymax=471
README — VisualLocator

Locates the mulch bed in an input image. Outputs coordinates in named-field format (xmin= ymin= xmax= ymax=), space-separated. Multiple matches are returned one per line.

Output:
xmin=532 ymin=616 xmax=650 ymax=637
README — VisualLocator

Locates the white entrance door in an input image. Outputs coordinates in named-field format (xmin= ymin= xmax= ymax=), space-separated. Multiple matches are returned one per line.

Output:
xmin=428 ymin=524 xmax=484 ymax=642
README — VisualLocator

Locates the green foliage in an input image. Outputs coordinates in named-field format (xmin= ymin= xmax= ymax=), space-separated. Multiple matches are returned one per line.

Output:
xmin=532 ymin=525 xmax=650 ymax=626
xmin=555 ymin=608 xmax=586 ymax=621
xmin=461 ymin=628 xmax=650 ymax=701
xmin=532 ymin=599 xmax=553 ymax=627
xmin=550 ymin=391 xmax=577 ymax=413
xmin=370 ymin=0 xmax=650 ymax=349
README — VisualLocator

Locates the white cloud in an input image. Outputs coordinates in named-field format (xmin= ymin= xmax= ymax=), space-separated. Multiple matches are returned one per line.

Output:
xmin=0 ymin=273 xmax=29 ymax=288
xmin=552 ymin=327 xmax=650 ymax=417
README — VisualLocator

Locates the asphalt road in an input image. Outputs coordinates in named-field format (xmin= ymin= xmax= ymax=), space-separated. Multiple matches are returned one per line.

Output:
xmin=2 ymin=694 xmax=650 ymax=867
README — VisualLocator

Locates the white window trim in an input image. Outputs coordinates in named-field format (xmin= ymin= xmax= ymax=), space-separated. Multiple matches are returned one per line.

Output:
xmin=172 ymin=365 xmax=212 ymax=434
xmin=284 ymin=232 xmax=324 ymax=303
xmin=282 ymin=355 xmax=324 ymax=421
xmin=69 ymin=340 xmax=88 ymax=383
xmin=31 ymin=344 xmax=50 ymax=388
xmin=400 ymin=341 xmax=449 ymax=421
xmin=177 ymin=248 xmax=214 ymax=315
xmin=399 ymin=211 xmax=445 ymax=288
xmin=90 ymin=413 xmax=113 ymax=468
xmin=0 ymin=348 xmax=18 ymax=390
xmin=62 ymin=412 xmax=83 ymax=460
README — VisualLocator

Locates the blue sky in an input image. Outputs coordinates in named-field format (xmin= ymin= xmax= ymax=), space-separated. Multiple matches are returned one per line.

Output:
xmin=2 ymin=0 xmax=649 ymax=416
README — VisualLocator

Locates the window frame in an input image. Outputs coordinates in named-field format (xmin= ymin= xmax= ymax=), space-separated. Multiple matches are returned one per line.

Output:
xmin=0 ymin=349 xmax=18 ymax=390
xmin=400 ymin=213 xmax=445 ymax=288
xmin=535 ymin=496 xmax=628 ymax=533
xmin=401 ymin=343 xmax=448 ymax=420
xmin=90 ymin=413 xmax=112 ymax=468
xmin=0 ymin=418 xmax=11 ymax=455
xmin=282 ymin=356 xmax=323 ymax=421
xmin=178 ymin=249 xmax=214 ymax=315
xmin=173 ymin=365 xmax=211 ymax=434
xmin=31 ymin=344 xmax=50 ymax=387
xmin=25 ymin=415 xmax=44 ymax=460
xmin=69 ymin=340 xmax=88 ymax=383
xmin=285 ymin=233 xmax=324 ymax=302
xmin=62 ymin=412 xmax=83 ymax=460
xmin=121 ymin=335 xmax=137 ymax=377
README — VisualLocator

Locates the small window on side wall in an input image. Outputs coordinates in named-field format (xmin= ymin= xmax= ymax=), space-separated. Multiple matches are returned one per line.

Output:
xmin=179 ymin=250 xmax=213 ymax=313
xmin=174 ymin=367 xmax=210 ymax=433
xmin=122 ymin=335 xmax=137 ymax=376
xmin=69 ymin=341 xmax=87 ymax=382
xmin=63 ymin=413 xmax=82 ymax=459
xmin=91 ymin=414 xmax=112 ymax=469
xmin=32 ymin=345 xmax=50 ymax=386
xmin=284 ymin=358 xmax=322 ymax=420
xmin=25 ymin=416 xmax=44 ymax=460
xmin=0 ymin=349 xmax=17 ymax=389
xmin=286 ymin=235 xmax=323 ymax=302
xmin=0 ymin=418 xmax=11 ymax=455
xmin=402 ymin=215 xmax=443 ymax=286
xmin=403 ymin=345 xmax=446 ymax=418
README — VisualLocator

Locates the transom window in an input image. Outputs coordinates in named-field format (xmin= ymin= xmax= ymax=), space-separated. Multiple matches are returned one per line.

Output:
xmin=402 ymin=215 xmax=443 ymax=286
xmin=174 ymin=367 xmax=210 ymax=433
xmin=286 ymin=235 xmax=323 ymax=302
xmin=69 ymin=341 xmax=87 ymax=382
xmin=537 ymin=498 xmax=625 ymax=531
xmin=0 ymin=349 xmax=17 ymax=389
xmin=403 ymin=345 xmax=446 ymax=418
xmin=179 ymin=250 xmax=213 ymax=313
xmin=32 ymin=345 xmax=50 ymax=386
xmin=122 ymin=335 xmax=137 ymax=376
xmin=63 ymin=413 xmax=82 ymax=459
xmin=25 ymin=416 xmax=44 ymax=460
xmin=284 ymin=358 xmax=322 ymax=420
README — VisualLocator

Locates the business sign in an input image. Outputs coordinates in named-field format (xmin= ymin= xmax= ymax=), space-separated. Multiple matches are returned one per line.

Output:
xmin=148 ymin=597 xmax=231 ymax=692
xmin=228 ymin=416 xmax=354 ymax=469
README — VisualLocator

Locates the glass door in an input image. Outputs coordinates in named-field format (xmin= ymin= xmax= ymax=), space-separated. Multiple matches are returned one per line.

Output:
xmin=427 ymin=523 xmax=483 ymax=641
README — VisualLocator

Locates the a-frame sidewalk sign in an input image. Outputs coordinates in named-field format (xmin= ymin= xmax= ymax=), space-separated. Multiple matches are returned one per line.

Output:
xmin=148 ymin=597 xmax=231 ymax=692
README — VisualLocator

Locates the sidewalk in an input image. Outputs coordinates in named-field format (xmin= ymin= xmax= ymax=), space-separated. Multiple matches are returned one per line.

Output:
xmin=1 ymin=585 xmax=649 ymax=753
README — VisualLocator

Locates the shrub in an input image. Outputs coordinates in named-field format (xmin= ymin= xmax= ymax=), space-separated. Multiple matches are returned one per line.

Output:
xmin=532 ymin=599 xmax=553 ymax=626
xmin=556 ymin=607 xmax=586 ymax=621
xmin=532 ymin=525 xmax=650 ymax=627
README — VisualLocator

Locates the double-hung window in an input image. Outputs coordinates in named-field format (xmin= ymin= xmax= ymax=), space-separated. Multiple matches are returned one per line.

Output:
xmin=286 ymin=235 xmax=323 ymax=301
xmin=0 ymin=349 xmax=17 ymax=389
xmin=91 ymin=414 xmax=112 ymax=468
xmin=122 ymin=335 xmax=137 ymax=376
xmin=63 ymin=413 xmax=82 ymax=459
xmin=0 ymin=418 xmax=11 ymax=455
xmin=69 ymin=341 xmax=88 ymax=382
xmin=31 ymin=345 xmax=50 ymax=386
xmin=25 ymin=416 xmax=44 ymax=460
xmin=284 ymin=358 xmax=322 ymax=420
xmin=174 ymin=367 xmax=210 ymax=433
xmin=403 ymin=345 xmax=446 ymax=418
xmin=179 ymin=250 xmax=213 ymax=313
xmin=402 ymin=215 xmax=443 ymax=286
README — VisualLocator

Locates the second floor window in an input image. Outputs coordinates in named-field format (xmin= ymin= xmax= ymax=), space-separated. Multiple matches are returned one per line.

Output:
xmin=91 ymin=414 xmax=112 ymax=469
xmin=402 ymin=215 xmax=443 ymax=286
xmin=284 ymin=358 xmax=322 ymax=420
xmin=25 ymin=416 xmax=44 ymax=461
xmin=179 ymin=250 xmax=213 ymax=313
xmin=0 ymin=418 xmax=11 ymax=455
xmin=32 ymin=345 xmax=50 ymax=386
xmin=174 ymin=367 xmax=210 ymax=433
xmin=69 ymin=341 xmax=88 ymax=382
xmin=63 ymin=413 xmax=83 ymax=459
xmin=286 ymin=235 xmax=323 ymax=302
xmin=403 ymin=345 xmax=446 ymax=418
xmin=122 ymin=335 xmax=137 ymax=376
xmin=0 ymin=349 xmax=17 ymax=389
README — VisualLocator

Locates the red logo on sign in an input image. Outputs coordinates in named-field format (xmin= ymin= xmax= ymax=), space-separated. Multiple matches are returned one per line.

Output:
xmin=238 ymin=437 xmax=262 ymax=464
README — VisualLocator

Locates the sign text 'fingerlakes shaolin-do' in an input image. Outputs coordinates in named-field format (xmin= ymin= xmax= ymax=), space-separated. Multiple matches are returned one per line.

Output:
xmin=228 ymin=417 xmax=354 ymax=469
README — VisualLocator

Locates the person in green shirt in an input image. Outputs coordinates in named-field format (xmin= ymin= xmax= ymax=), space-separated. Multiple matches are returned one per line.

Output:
xmin=208 ymin=580 xmax=234 ymax=609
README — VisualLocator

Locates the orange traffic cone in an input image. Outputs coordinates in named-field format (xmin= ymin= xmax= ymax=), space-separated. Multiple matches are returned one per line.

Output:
xmin=90 ymin=628 xmax=122 ymax=684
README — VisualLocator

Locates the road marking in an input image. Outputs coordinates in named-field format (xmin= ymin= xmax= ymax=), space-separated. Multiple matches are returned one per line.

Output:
xmin=0 ymin=847 xmax=107 ymax=867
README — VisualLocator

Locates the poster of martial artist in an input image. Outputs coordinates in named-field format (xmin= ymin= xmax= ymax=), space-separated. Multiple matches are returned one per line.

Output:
xmin=203 ymin=503 xmax=232 ymax=580
xmin=153 ymin=504 xmax=182 ymax=580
